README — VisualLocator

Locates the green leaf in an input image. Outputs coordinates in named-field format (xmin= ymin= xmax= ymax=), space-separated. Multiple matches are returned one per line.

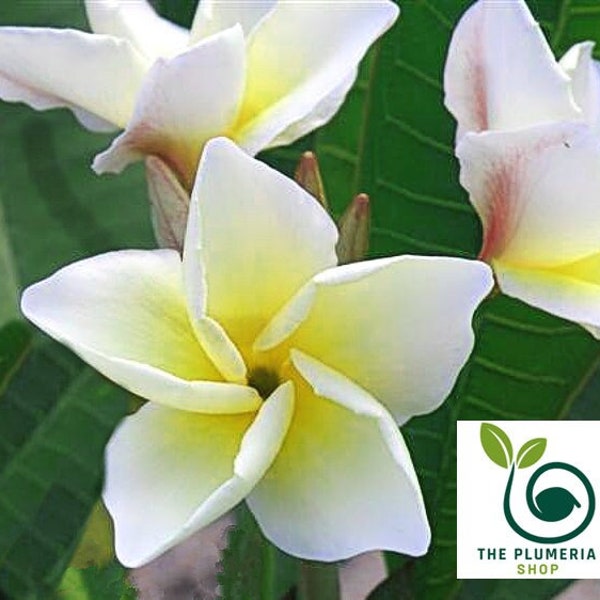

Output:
xmin=0 ymin=322 xmax=31 ymax=394
xmin=296 ymin=562 xmax=339 ymax=600
xmin=457 ymin=579 xmax=572 ymax=600
xmin=367 ymin=561 xmax=416 ymax=600
xmin=516 ymin=438 xmax=547 ymax=469
xmin=0 ymin=2 xmax=155 ymax=597
xmin=0 ymin=202 xmax=20 ymax=328
xmin=480 ymin=423 xmax=513 ymax=469
xmin=154 ymin=0 xmax=196 ymax=28
xmin=69 ymin=502 xmax=115 ymax=570
xmin=0 ymin=341 xmax=131 ymax=598
xmin=218 ymin=504 xmax=300 ymax=600
xmin=55 ymin=562 xmax=136 ymax=600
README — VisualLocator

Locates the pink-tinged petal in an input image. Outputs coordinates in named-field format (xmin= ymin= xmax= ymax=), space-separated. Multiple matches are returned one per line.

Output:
xmin=21 ymin=249 xmax=260 ymax=413
xmin=257 ymin=256 xmax=492 ymax=424
xmin=104 ymin=381 xmax=294 ymax=567
xmin=183 ymin=138 xmax=338 ymax=353
xmin=247 ymin=358 xmax=429 ymax=560
xmin=457 ymin=123 xmax=600 ymax=266
xmin=0 ymin=27 xmax=146 ymax=129
xmin=444 ymin=0 xmax=579 ymax=139
xmin=560 ymin=42 xmax=600 ymax=135
xmin=233 ymin=1 xmax=398 ymax=153
xmin=190 ymin=0 xmax=276 ymax=41
xmin=92 ymin=26 xmax=246 ymax=190
xmin=495 ymin=257 xmax=600 ymax=338
xmin=145 ymin=156 xmax=190 ymax=251
xmin=85 ymin=0 xmax=188 ymax=60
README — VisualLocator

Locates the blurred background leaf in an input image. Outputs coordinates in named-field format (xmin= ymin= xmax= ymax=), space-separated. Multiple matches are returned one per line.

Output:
xmin=56 ymin=561 xmax=135 ymax=600
xmin=218 ymin=505 xmax=299 ymax=600
xmin=0 ymin=2 xmax=152 ymax=597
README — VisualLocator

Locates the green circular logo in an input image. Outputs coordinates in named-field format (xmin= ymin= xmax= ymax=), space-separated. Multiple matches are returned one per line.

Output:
xmin=480 ymin=423 xmax=595 ymax=543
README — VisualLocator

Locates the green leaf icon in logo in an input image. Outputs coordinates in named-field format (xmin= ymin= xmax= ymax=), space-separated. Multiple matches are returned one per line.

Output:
xmin=516 ymin=438 xmax=547 ymax=469
xmin=480 ymin=423 xmax=513 ymax=468
xmin=533 ymin=486 xmax=581 ymax=522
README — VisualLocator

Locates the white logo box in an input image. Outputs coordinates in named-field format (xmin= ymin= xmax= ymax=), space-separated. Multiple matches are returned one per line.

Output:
xmin=457 ymin=421 xmax=600 ymax=579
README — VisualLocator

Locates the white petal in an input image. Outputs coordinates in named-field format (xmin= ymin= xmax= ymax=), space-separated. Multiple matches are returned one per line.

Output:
xmin=560 ymin=42 xmax=600 ymax=135
xmin=104 ymin=382 xmax=294 ymax=567
xmin=190 ymin=0 xmax=276 ymax=41
xmin=268 ymin=67 xmax=357 ymax=148
xmin=145 ymin=156 xmax=190 ymax=251
xmin=495 ymin=257 xmax=600 ymax=339
xmin=21 ymin=249 xmax=260 ymax=413
xmin=444 ymin=0 xmax=580 ymax=139
xmin=257 ymin=256 xmax=492 ymax=424
xmin=93 ymin=26 xmax=246 ymax=190
xmin=85 ymin=0 xmax=188 ymax=60
xmin=233 ymin=1 xmax=398 ymax=153
xmin=183 ymin=138 xmax=338 ymax=351
xmin=247 ymin=361 xmax=429 ymax=560
xmin=457 ymin=123 xmax=600 ymax=266
xmin=0 ymin=27 xmax=146 ymax=129
xmin=71 ymin=108 xmax=120 ymax=133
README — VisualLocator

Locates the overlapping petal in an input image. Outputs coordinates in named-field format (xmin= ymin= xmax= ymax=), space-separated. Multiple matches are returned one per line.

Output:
xmin=495 ymin=259 xmax=600 ymax=339
xmin=20 ymin=249 xmax=260 ymax=413
xmin=183 ymin=138 xmax=338 ymax=350
xmin=190 ymin=0 xmax=276 ymax=41
xmin=84 ymin=0 xmax=188 ymax=60
xmin=1 ymin=1 xmax=399 ymax=197
xmin=233 ymin=0 xmax=399 ymax=153
xmin=269 ymin=68 xmax=357 ymax=148
xmin=247 ymin=355 xmax=430 ymax=560
xmin=104 ymin=381 xmax=294 ymax=567
xmin=457 ymin=123 xmax=600 ymax=267
xmin=92 ymin=27 xmax=246 ymax=189
xmin=444 ymin=0 xmax=579 ymax=139
xmin=560 ymin=42 xmax=600 ymax=135
xmin=0 ymin=27 xmax=147 ymax=130
xmin=256 ymin=256 xmax=493 ymax=424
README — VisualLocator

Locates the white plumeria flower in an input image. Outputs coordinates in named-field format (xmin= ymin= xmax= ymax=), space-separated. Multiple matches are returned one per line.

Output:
xmin=21 ymin=137 xmax=492 ymax=567
xmin=0 ymin=0 xmax=398 ymax=191
xmin=444 ymin=0 xmax=600 ymax=337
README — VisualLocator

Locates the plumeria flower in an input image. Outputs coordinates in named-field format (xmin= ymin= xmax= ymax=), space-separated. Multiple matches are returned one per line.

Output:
xmin=444 ymin=0 xmax=600 ymax=337
xmin=0 ymin=0 xmax=398 ymax=192
xmin=21 ymin=138 xmax=492 ymax=567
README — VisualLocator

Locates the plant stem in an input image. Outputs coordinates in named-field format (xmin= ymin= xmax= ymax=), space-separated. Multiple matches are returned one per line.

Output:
xmin=297 ymin=561 xmax=340 ymax=600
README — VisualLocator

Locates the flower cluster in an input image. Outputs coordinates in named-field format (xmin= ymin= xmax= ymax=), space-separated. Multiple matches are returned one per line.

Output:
xmin=445 ymin=0 xmax=600 ymax=337
xmin=22 ymin=137 xmax=492 ymax=566
xmin=4 ymin=0 xmax=596 ymax=576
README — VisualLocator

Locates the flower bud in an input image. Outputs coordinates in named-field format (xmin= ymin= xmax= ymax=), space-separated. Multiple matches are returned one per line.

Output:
xmin=294 ymin=151 xmax=328 ymax=210
xmin=145 ymin=156 xmax=190 ymax=253
xmin=336 ymin=193 xmax=370 ymax=264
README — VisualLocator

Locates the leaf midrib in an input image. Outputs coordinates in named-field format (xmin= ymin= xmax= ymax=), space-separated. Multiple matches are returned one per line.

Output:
xmin=0 ymin=198 xmax=20 ymax=326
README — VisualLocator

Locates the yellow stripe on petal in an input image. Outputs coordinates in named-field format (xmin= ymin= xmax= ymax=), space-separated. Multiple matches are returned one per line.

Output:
xmin=496 ymin=258 xmax=600 ymax=338
xmin=104 ymin=381 xmax=294 ymax=568
xmin=184 ymin=138 xmax=337 ymax=354
xmin=247 ymin=364 xmax=429 ymax=561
